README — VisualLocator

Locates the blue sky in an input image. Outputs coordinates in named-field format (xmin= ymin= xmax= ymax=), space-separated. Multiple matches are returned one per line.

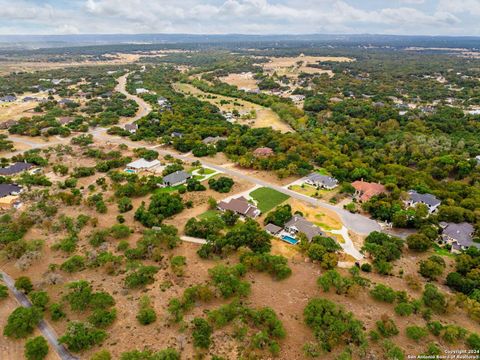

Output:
xmin=0 ymin=0 xmax=479 ymax=35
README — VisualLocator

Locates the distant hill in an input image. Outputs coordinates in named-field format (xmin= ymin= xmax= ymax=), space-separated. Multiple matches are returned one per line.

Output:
xmin=0 ymin=33 xmax=479 ymax=51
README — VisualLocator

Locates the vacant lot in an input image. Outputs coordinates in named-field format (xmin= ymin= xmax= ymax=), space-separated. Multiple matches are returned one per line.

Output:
xmin=173 ymin=82 xmax=293 ymax=133
xmin=250 ymin=186 xmax=290 ymax=213
xmin=219 ymin=72 xmax=258 ymax=91
xmin=261 ymin=55 xmax=354 ymax=78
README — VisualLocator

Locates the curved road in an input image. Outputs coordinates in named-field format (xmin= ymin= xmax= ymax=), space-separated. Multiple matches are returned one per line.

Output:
xmin=0 ymin=271 xmax=78 ymax=360
xmin=114 ymin=73 xmax=152 ymax=124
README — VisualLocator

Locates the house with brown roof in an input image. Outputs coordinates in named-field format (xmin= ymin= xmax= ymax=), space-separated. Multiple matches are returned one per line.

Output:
xmin=253 ymin=147 xmax=274 ymax=157
xmin=58 ymin=117 xmax=74 ymax=125
xmin=351 ymin=180 xmax=386 ymax=202
xmin=217 ymin=196 xmax=260 ymax=219
xmin=0 ymin=119 xmax=19 ymax=130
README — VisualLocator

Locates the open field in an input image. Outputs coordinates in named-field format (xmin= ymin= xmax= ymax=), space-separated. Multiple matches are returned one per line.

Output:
xmin=173 ymin=82 xmax=293 ymax=133
xmin=219 ymin=72 xmax=258 ymax=91
xmin=260 ymin=55 xmax=354 ymax=78
xmin=0 ymin=101 xmax=38 ymax=121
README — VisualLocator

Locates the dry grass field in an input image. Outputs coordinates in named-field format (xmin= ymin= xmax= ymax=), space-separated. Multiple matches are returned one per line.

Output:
xmin=219 ymin=72 xmax=258 ymax=91
xmin=173 ymin=82 xmax=293 ymax=133
xmin=261 ymin=55 xmax=354 ymax=78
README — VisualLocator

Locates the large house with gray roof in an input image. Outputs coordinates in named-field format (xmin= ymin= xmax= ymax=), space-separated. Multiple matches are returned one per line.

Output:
xmin=284 ymin=215 xmax=325 ymax=241
xmin=439 ymin=222 xmax=479 ymax=253
xmin=405 ymin=190 xmax=441 ymax=214
xmin=0 ymin=162 xmax=34 ymax=176
xmin=304 ymin=173 xmax=338 ymax=190
xmin=0 ymin=184 xmax=22 ymax=197
xmin=161 ymin=170 xmax=191 ymax=187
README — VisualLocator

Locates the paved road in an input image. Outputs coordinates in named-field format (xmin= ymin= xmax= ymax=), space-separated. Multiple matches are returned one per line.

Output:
xmin=115 ymin=73 xmax=152 ymax=124
xmin=0 ymin=271 xmax=78 ymax=360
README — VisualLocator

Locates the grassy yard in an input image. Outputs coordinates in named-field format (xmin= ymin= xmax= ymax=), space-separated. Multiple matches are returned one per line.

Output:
xmin=433 ymin=244 xmax=455 ymax=258
xmin=154 ymin=184 xmax=185 ymax=194
xmin=198 ymin=210 xmax=221 ymax=220
xmin=250 ymin=187 xmax=290 ymax=213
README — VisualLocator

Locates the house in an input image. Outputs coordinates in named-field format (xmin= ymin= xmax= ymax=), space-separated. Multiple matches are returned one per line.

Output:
xmin=304 ymin=173 xmax=338 ymax=190
xmin=351 ymin=181 xmax=386 ymax=202
xmin=253 ymin=147 xmax=274 ymax=157
xmin=0 ymin=184 xmax=22 ymax=197
xmin=329 ymin=97 xmax=343 ymax=103
xmin=217 ymin=196 xmax=261 ymax=218
xmin=58 ymin=98 xmax=74 ymax=105
xmin=58 ymin=117 xmax=74 ymax=125
xmin=0 ymin=120 xmax=18 ymax=130
xmin=0 ymin=195 xmax=21 ymax=210
xmin=0 ymin=162 xmax=34 ymax=176
xmin=171 ymin=132 xmax=183 ymax=138
xmin=125 ymin=123 xmax=138 ymax=134
xmin=476 ymin=155 xmax=480 ymax=165
xmin=202 ymin=136 xmax=227 ymax=145
xmin=284 ymin=215 xmax=325 ymax=241
xmin=0 ymin=95 xmax=17 ymax=103
xmin=264 ymin=223 xmax=282 ymax=235
xmin=23 ymin=96 xmax=37 ymax=102
xmin=157 ymin=97 xmax=170 ymax=107
xmin=126 ymin=159 xmax=161 ymax=173
xmin=162 ymin=171 xmax=191 ymax=187
xmin=289 ymin=94 xmax=305 ymax=103
xmin=136 ymin=88 xmax=149 ymax=94
xmin=405 ymin=190 xmax=441 ymax=213
xmin=439 ymin=222 xmax=478 ymax=253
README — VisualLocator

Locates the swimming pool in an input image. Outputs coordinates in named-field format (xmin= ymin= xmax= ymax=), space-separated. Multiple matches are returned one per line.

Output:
xmin=124 ymin=169 xmax=136 ymax=174
xmin=281 ymin=235 xmax=298 ymax=245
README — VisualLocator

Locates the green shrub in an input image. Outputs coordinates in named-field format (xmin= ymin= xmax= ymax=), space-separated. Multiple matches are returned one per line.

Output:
xmin=376 ymin=316 xmax=399 ymax=338
xmin=192 ymin=317 xmax=212 ymax=349
xmin=406 ymin=326 xmax=428 ymax=342
xmin=3 ymin=306 xmax=42 ymax=338
xmin=29 ymin=291 xmax=49 ymax=310
xmin=15 ymin=276 xmax=33 ymax=294
xmin=60 ymin=255 xmax=86 ymax=273
xmin=59 ymin=321 xmax=107 ymax=352
xmin=370 ymin=284 xmax=397 ymax=303
xmin=25 ymin=336 xmax=49 ymax=360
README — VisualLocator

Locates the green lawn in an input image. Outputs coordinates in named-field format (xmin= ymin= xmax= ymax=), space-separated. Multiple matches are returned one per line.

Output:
xmin=154 ymin=184 xmax=185 ymax=194
xmin=249 ymin=187 xmax=290 ymax=213
xmin=433 ymin=244 xmax=455 ymax=258
xmin=198 ymin=210 xmax=221 ymax=220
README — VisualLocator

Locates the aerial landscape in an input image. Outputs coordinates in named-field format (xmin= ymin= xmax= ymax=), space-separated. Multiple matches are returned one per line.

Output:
xmin=0 ymin=1 xmax=480 ymax=360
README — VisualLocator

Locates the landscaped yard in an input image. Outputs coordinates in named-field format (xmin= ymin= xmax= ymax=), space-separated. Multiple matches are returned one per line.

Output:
xmin=198 ymin=209 xmax=221 ymax=220
xmin=249 ymin=187 xmax=290 ymax=213
xmin=433 ymin=244 xmax=455 ymax=258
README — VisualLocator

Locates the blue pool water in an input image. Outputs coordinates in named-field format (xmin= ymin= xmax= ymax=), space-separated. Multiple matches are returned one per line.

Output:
xmin=281 ymin=235 xmax=298 ymax=245
xmin=124 ymin=169 xmax=136 ymax=174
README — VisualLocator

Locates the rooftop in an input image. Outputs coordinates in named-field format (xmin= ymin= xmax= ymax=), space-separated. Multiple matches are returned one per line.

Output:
xmin=162 ymin=170 xmax=191 ymax=185
xmin=0 ymin=184 xmax=22 ymax=197
xmin=218 ymin=196 xmax=260 ymax=218
xmin=284 ymin=215 xmax=324 ymax=241
xmin=407 ymin=190 xmax=441 ymax=207
xmin=0 ymin=162 xmax=34 ymax=176
xmin=441 ymin=222 xmax=478 ymax=249
xmin=126 ymin=159 xmax=161 ymax=169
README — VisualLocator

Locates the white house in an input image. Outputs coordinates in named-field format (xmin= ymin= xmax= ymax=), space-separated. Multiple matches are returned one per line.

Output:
xmin=125 ymin=123 xmax=138 ymax=134
xmin=126 ymin=159 xmax=161 ymax=173
xmin=136 ymin=88 xmax=149 ymax=95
